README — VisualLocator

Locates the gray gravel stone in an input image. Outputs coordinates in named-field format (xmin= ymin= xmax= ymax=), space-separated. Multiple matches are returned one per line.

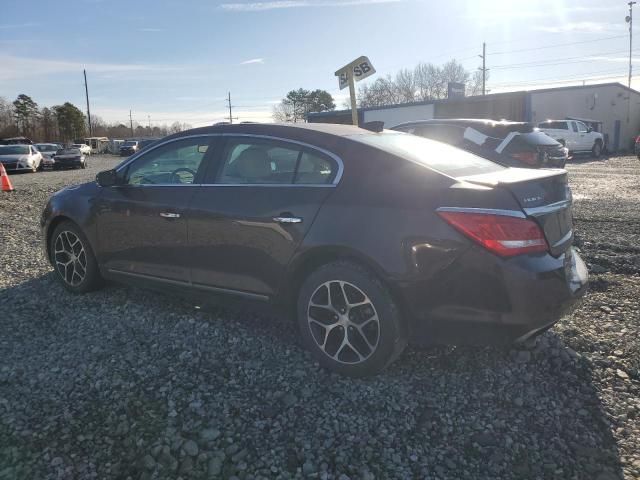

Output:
xmin=0 ymin=155 xmax=638 ymax=479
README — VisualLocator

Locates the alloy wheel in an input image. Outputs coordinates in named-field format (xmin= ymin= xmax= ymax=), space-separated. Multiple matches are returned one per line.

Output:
xmin=307 ymin=280 xmax=380 ymax=364
xmin=53 ymin=230 xmax=87 ymax=286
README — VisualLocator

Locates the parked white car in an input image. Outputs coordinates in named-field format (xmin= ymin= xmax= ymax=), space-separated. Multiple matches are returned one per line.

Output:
xmin=0 ymin=144 xmax=42 ymax=172
xmin=537 ymin=120 xmax=604 ymax=157
xmin=71 ymin=143 xmax=92 ymax=155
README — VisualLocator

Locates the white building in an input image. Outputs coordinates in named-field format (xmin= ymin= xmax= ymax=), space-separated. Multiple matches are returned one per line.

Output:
xmin=309 ymin=82 xmax=640 ymax=152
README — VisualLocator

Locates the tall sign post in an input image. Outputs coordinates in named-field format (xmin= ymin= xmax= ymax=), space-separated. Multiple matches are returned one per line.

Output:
xmin=335 ymin=56 xmax=376 ymax=126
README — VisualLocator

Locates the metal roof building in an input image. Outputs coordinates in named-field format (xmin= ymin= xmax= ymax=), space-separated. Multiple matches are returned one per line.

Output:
xmin=308 ymin=82 xmax=640 ymax=152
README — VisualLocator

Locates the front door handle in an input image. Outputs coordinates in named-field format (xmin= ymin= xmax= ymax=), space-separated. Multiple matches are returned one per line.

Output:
xmin=273 ymin=216 xmax=302 ymax=224
xmin=160 ymin=212 xmax=181 ymax=219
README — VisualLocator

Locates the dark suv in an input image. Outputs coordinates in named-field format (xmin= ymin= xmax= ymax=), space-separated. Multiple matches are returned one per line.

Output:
xmin=119 ymin=140 xmax=140 ymax=156
xmin=392 ymin=119 xmax=568 ymax=168
xmin=42 ymin=123 xmax=587 ymax=376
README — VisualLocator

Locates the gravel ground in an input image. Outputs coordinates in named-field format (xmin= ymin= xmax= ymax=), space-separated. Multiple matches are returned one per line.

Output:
xmin=0 ymin=154 xmax=639 ymax=480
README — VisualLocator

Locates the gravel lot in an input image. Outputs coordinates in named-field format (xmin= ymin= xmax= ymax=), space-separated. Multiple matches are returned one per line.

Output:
xmin=1 ymin=154 xmax=639 ymax=480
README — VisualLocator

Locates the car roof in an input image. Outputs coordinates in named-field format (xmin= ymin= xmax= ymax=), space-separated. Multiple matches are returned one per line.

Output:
xmin=170 ymin=122 xmax=372 ymax=139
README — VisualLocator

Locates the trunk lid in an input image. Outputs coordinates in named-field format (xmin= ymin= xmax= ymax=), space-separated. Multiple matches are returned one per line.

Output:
xmin=458 ymin=168 xmax=573 ymax=256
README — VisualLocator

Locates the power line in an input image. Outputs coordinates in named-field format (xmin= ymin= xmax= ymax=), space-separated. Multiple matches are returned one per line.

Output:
xmin=490 ymin=34 xmax=628 ymax=56
xmin=491 ymin=50 xmax=629 ymax=70
xmin=491 ymin=68 xmax=629 ymax=88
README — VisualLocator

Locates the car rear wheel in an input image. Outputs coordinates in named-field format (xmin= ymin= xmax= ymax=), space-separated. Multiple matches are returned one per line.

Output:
xmin=297 ymin=261 xmax=406 ymax=377
xmin=50 ymin=221 xmax=103 ymax=293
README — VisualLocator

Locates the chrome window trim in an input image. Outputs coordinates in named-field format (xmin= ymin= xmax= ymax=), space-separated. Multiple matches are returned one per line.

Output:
xmin=114 ymin=133 xmax=344 ymax=187
xmin=523 ymin=199 xmax=571 ymax=217
xmin=112 ymin=183 xmax=336 ymax=189
xmin=436 ymin=206 xmax=526 ymax=219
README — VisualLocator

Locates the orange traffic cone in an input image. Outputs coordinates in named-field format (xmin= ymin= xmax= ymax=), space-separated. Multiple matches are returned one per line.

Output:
xmin=1 ymin=163 xmax=14 ymax=192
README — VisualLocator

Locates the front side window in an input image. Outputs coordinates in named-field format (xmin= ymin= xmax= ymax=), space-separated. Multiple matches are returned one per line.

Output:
xmin=576 ymin=122 xmax=588 ymax=133
xmin=124 ymin=138 xmax=210 ymax=185
xmin=216 ymin=138 xmax=337 ymax=185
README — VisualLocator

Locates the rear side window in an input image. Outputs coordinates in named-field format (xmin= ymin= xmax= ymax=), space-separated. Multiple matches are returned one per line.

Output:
xmin=541 ymin=121 xmax=568 ymax=130
xmin=294 ymin=152 xmax=335 ymax=184
xmin=216 ymin=138 xmax=337 ymax=185
xmin=351 ymin=132 xmax=504 ymax=177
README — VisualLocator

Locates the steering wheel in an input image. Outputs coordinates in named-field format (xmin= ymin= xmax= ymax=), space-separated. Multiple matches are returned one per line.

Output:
xmin=170 ymin=167 xmax=196 ymax=184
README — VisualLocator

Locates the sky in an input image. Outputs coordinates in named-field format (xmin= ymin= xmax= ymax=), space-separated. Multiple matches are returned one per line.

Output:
xmin=0 ymin=0 xmax=636 ymax=127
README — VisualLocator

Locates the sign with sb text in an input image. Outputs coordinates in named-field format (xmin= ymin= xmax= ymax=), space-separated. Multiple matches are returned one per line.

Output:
xmin=335 ymin=56 xmax=376 ymax=90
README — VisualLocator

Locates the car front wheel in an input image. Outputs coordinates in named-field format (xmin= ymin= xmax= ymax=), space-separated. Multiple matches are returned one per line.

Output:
xmin=592 ymin=141 xmax=602 ymax=158
xmin=297 ymin=261 xmax=406 ymax=377
xmin=50 ymin=221 xmax=103 ymax=293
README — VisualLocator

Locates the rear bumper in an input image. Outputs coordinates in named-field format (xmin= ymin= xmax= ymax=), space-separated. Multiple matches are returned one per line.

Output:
xmin=400 ymin=247 xmax=588 ymax=346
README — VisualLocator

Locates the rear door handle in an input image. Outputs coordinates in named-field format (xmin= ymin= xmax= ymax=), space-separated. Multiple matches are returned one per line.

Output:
xmin=160 ymin=212 xmax=181 ymax=219
xmin=273 ymin=216 xmax=302 ymax=224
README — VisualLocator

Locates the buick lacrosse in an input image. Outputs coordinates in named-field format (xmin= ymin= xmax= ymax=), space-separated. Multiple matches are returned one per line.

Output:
xmin=42 ymin=123 xmax=588 ymax=376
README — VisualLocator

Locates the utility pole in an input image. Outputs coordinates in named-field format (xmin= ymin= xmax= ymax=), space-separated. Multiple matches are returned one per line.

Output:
xmin=129 ymin=110 xmax=134 ymax=137
xmin=83 ymin=69 xmax=92 ymax=136
xmin=627 ymin=2 xmax=636 ymax=122
xmin=478 ymin=42 xmax=488 ymax=96
xmin=226 ymin=92 xmax=238 ymax=124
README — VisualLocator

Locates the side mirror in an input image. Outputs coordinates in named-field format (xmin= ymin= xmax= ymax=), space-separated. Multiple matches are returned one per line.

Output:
xmin=96 ymin=169 xmax=118 ymax=187
xmin=587 ymin=127 xmax=593 ymax=133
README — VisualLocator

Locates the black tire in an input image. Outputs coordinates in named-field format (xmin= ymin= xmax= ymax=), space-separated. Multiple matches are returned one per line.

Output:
xmin=49 ymin=221 xmax=103 ymax=293
xmin=297 ymin=261 xmax=406 ymax=377
xmin=592 ymin=141 xmax=602 ymax=158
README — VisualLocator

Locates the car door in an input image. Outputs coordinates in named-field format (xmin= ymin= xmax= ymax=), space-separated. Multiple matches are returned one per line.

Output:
xmin=95 ymin=136 xmax=214 ymax=283
xmin=567 ymin=121 xmax=581 ymax=150
xmin=187 ymin=135 xmax=341 ymax=298
xmin=575 ymin=121 xmax=590 ymax=150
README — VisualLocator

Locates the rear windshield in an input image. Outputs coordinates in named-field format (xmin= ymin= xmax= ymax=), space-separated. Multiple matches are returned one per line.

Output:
xmin=350 ymin=132 xmax=505 ymax=177
xmin=36 ymin=144 xmax=58 ymax=152
xmin=0 ymin=145 xmax=29 ymax=155
xmin=57 ymin=148 xmax=81 ymax=155
xmin=520 ymin=131 xmax=560 ymax=146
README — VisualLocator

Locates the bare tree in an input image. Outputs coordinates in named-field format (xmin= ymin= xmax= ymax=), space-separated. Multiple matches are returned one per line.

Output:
xmin=357 ymin=59 xmax=482 ymax=107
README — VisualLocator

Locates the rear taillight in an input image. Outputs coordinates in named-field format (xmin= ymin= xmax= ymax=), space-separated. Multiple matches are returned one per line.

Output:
xmin=510 ymin=151 xmax=539 ymax=166
xmin=635 ymin=136 xmax=640 ymax=144
xmin=438 ymin=211 xmax=548 ymax=257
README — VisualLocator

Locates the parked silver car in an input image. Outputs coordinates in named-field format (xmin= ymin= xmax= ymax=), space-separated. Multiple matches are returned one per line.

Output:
xmin=0 ymin=144 xmax=42 ymax=172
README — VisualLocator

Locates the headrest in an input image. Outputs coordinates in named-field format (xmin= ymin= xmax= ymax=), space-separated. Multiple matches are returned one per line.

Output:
xmin=234 ymin=148 xmax=271 ymax=180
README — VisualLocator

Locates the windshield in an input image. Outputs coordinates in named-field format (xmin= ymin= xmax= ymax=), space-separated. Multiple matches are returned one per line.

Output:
xmin=0 ymin=145 xmax=29 ymax=155
xmin=350 ymin=132 xmax=505 ymax=177
xmin=123 ymin=141 xmax=138 ymax=146
xmin=36 ymin=144 xmax=58 ymax=152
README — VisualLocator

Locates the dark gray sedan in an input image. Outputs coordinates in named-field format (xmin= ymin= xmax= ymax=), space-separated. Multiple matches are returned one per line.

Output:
xmin=41 ymin=123 xmax=588 ymax=376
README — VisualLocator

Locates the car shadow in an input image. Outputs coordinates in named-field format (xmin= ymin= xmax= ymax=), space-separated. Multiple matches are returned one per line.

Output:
xmin=0 ymin=273 xmax=624 ymax=479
